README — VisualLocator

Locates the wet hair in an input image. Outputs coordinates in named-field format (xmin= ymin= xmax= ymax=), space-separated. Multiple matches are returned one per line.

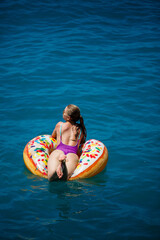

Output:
xmin=66 ymin=104 xmax=87 ymax=143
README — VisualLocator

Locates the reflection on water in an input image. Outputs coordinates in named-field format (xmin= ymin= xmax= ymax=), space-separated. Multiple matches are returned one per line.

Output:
xmin=47 ymin=174 xmax=108 ymax=221
xmin=23 ymin=164 xmax=109 ymax=222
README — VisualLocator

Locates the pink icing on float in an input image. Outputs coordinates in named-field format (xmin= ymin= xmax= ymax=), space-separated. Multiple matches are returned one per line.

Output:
xmin=23 ymin=135 xmax=108 ymax=180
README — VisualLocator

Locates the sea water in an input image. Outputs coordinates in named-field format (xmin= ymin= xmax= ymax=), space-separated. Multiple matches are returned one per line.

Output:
xmin=0 ymin=0 xmax=160 ymax=239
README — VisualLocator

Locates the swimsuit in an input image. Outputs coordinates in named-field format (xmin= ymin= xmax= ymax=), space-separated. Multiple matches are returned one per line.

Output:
xmin=56 ymin=123 xmax=82 ymax=155
xmin=50 ymin=124 xmax=82 ymax=181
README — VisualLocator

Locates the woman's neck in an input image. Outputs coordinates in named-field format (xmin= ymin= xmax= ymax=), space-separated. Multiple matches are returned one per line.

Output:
xmin=66 ymin=120 xmax=76 ymax=125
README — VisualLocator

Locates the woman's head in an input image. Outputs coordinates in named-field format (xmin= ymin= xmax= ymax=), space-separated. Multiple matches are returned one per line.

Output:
xmin=63 ymin=104 xmax=87 ymax=143
xmin=64 ymin=104 xmax=80 ymax=123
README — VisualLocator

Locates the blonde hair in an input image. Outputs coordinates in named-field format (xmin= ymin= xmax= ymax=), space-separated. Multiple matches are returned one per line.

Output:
xmin=67 ymin=104 xmax=87 ymax=143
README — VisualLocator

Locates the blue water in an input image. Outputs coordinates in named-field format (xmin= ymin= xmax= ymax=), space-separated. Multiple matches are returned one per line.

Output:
xmin=0 ymin=0 xmax=160 ymax=239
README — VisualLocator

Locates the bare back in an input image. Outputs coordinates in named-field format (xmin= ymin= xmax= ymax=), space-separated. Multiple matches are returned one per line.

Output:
xmin=52 ymin=121 xmax=83 ymax=147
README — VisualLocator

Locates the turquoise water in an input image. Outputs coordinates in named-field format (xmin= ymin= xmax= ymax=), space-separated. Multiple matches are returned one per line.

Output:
xmin=0 ymin=0 xmax=160 ymax=239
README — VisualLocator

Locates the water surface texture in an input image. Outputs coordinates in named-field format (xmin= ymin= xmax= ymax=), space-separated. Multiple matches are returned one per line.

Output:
xmin=0 ymin=0 xmax=160 ymax=239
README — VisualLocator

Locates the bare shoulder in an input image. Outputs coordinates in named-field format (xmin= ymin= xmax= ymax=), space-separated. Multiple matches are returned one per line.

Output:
xmin=55 ymin=121 xmax=63 ymax=130
xmin=51 ymin=121 xmax=63 ymax=138
xmin=62 ymin=122 xmax=71 ymax=132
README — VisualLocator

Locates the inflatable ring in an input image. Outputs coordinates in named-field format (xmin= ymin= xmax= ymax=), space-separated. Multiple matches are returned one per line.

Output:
xmin=23 ymin=135 xmax=108 ymax=180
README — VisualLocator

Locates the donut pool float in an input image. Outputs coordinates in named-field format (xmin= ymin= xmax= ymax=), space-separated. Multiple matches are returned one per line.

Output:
xmin=23 ymin=135 xmax=108 ymax=180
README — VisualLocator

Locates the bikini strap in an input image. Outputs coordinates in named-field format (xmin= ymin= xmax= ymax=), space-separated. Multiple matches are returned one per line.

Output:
xmin=60 ymin=123 xmax=63 ymax=140
xmin=78 ymin=128 xmax=82 ymax=141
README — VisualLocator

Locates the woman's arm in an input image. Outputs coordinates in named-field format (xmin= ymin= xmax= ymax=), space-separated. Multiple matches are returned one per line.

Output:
xmin=51 ymin=128 xmax=57 ymax=139
xmin=51 ymin=122 xmax=62 ymax=139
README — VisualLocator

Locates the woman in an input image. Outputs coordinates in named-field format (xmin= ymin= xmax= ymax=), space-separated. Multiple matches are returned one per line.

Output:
xmin=48 ymin=104 xmax=87 ymax=181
